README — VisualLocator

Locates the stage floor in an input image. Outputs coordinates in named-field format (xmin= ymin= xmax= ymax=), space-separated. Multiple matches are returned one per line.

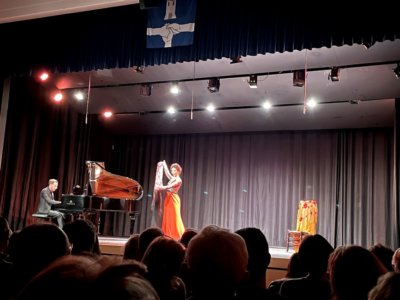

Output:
xmin=99 ymin=236 xmax=291 ymax=284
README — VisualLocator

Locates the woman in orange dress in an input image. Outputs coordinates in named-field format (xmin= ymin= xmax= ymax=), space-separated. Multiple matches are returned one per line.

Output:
xmin=160 ymin=161 xmax=185 ymax=240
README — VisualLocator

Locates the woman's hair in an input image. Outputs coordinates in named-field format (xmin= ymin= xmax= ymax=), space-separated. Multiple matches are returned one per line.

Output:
xmin=328 ymin=245 xmax=387 ymax=300
xmin=369 ymin=272 xmax=400 ymax=300
xmin=171 ymin=163 xmax=182 ymax=174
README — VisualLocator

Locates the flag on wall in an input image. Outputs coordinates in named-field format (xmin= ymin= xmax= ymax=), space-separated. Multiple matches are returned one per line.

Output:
xmin=146 ymin=0 xmax=197 ymax=48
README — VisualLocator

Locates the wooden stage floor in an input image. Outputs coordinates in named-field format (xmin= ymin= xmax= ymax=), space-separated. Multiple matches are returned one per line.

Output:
xmin=99 ymin=236 xmax=292 ymax=285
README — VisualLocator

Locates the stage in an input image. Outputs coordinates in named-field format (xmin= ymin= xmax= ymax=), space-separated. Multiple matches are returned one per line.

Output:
xmin=99 ymin=236 xmax=291 ymax=285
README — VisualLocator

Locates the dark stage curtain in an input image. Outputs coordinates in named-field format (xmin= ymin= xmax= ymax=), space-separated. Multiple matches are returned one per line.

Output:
xmin=0 ymin=77 xmax=110 ymax=229
xmin=0 ymin=78 xmax=3 ymax=104
xmin=108 ymin=129 xmax=395 ymax=248
xmin=335 ymin=130 xmax=395 ymax=247
xmin=0 ymin=2 xmax=398 ymax=76
xmin=395 ymin=99 xmax=400 ymax=247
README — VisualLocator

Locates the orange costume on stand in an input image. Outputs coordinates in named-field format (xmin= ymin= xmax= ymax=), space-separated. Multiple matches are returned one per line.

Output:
xmin=286 ymin=200 xmax=318 ymax=252
xmin=296 ymin=200 xmax=318 ymax=235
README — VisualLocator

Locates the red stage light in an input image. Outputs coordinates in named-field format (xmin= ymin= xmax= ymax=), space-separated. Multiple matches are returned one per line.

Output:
xmin=39 ymin=72 xmax=49 ymax=81
xmin=53 ymin=92 xmax=63 ymax=102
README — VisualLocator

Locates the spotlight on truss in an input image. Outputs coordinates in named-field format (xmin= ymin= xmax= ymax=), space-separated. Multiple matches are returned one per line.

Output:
xmin=293 ymin=70 xmax=306 ymax=87
xmin=140 ymin=84 xmax=152 ymax=96
xmin=328 ymin=67 xmax=340 ymax=81
xmin=207 ymin=78 xmax=220 ymax=93
xmin=248 ymin=75 xmax=257 ymax=88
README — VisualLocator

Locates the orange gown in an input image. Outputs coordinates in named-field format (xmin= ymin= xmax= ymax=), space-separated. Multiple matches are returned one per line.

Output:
xmin=162 ymin=180 xmax=185 ymax=240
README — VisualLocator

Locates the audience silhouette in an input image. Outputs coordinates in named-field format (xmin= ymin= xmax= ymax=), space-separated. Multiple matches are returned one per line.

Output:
xmin=186 ymin=225 xmax=248 ymax=300
xmin=0 ymin=219 xmax=397 ymax=300
xmin=329 ymin=245 xmax=387 ymax=300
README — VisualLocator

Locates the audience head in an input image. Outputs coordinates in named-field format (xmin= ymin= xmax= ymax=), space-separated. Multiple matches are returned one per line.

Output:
xmin=15 ymin=255 xmax=158 ymax=300
xmin=286 ymin=252 xmax=307 ymax=278
xmin=235 ymin=227 xmax=271 ymax=280
xmin=63 ymin=219 xmax=98 ymax=255
xmin=138 ymin=227 xmax=164 ymax=260
xmin=94 ymin=258 xmax=159 ymax=300
xmin=369 ymin=243 xmax=395 ymax=271
xmin=179 ymin=228 xmax=197 ymax=248
xmin=142 ymin=236 xmax=186 ymax=299
xmin=391 ymin=248 xmax=400 ymax=273
xmin=329 ymin=245 xmax=387 ymax=300
xmin=14 ymin=255 xmax=101 ymax=300
xmin=123 ymin=233 xmax=140 ymax=260
xmin=368 ymin=272 xmax=400 ymax=300
xmin=186 ymin=225 xmax=248 ymax=296
xmin=11 ymin=223 xmax=70 ymax=284
xmin=142 ymin=236 xmax=185 ymax=278
xmin=96 ymin=274 xmax=159 ymax=300
xmin=298 ymin=234 xmax=334 ymax=277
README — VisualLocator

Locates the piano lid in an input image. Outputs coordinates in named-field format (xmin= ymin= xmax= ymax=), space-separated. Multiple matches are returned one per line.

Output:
xmin=86 ymin=161 xmax=143 ymax=201
xmin=86 ymin=161 xmax=105 ymax=178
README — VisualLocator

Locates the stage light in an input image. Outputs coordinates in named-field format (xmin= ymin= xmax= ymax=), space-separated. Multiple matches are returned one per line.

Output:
xmin=206 ymin=104 xmax=215 ymax=112
xmin=248 ymin=75 xmax=257 ymax=88
xmin=135 ymin=66 xmax=145 ymax=73
xmin=328 ymin=67 xmax=340 ymax=81
xmin=103 ymin=111 xmax=113 ymax=118
xmin=39 ymin=72 xmax=49 ymax=81
xmin=262 ymin=101 xmax=272 ymax=109
xmin=362 ymin=42 xmax=371 ymax=49
xmin=307 ymin=99 xmax=317 ymax=108
xmin=53 ymin=92 xmax=63 ymax=102
xmin=140 ymin=84 xmax=152 ymax=96
xmin=293 ymin=70 xmax=306 ymax=87
xmin=74 ymin=91 xmax=85 ymax=101
xmin=167 ymin=106 xmax=176 ymax=114
xmin=207 ymin=78 xmax=220 ymax=93
xmin=230 ymin=56 xmax=242 ymax=64
xmin=394 ymin=63 xmax=400 ymax=79
xmin=170 ymin=83 xmax=179 ymax=94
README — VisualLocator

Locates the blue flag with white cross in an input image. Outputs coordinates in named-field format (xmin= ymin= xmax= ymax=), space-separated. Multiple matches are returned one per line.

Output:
xmin=146 ymin=0 xmax=197 ymax=48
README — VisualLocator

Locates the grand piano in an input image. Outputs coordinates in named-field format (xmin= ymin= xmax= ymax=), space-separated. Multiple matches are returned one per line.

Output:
xmin=56 ymin=161 xmax=143 ymax=235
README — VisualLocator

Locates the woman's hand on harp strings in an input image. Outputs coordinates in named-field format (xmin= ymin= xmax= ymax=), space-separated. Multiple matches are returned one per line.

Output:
xmin=155 ymin=184 xmax=166 ymax=191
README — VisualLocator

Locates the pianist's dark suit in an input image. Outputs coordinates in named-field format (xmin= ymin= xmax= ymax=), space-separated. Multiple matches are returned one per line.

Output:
xmin=37 ymin=187 xmax=64 ymax=228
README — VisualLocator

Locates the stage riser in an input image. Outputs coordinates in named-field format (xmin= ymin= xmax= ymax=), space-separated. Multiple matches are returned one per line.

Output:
xmin=99 ymin=238 xmax=289 ymax=285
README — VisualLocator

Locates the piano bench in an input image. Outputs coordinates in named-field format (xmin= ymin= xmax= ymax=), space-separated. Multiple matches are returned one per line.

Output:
xmin=32 ymin=213 xmax=57 ymax=224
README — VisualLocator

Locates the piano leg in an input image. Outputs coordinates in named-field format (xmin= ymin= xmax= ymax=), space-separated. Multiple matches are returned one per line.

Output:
xmin=129 ymin=212 xmax=138 ymax=235
xmin=81 ymin=210 xmax=100 ymax=234
xmin=98 ymin=211 xmax=106 ymax=235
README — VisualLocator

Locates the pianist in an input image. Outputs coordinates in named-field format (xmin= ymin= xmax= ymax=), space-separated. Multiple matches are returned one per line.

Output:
xmin=36 ymin=179 xmax=65 ymax=228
